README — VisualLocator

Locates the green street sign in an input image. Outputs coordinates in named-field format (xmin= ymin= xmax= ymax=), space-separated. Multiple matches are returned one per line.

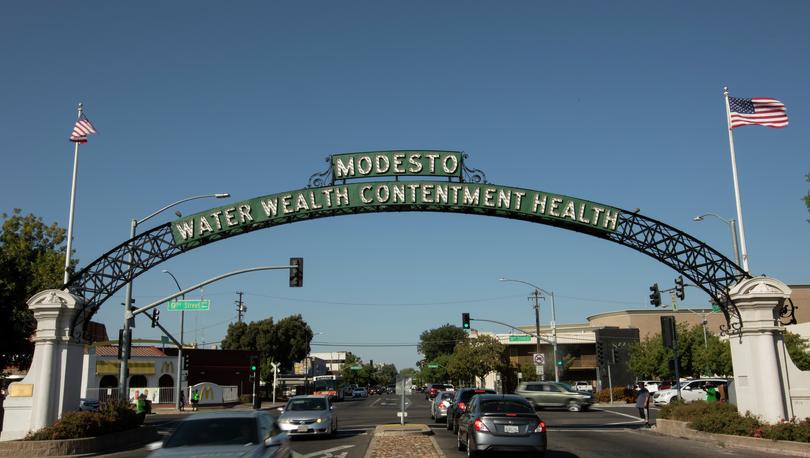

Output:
xmin=509 ymin=335 xmax=532 ymax=342
xmin=160 ymin=336 xmax=169 ymax=345
xmin=167 ymin=299 xmax=211 ymax=311
xmin=712 ymin=303 xmax=722 ymax=313
xmin=427 ymin=364 xmax=439 ymax=369
xmin=350 ymin=365 xmax=362 ymax=370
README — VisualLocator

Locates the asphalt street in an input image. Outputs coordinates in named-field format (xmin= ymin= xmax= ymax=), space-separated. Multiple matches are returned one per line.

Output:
xmin=92 ymin=392 xmax=789 ymax=458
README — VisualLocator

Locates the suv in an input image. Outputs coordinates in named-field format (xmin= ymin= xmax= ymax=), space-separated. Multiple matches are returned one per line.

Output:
xmin=446 ymin=387 xmax=497 ymax=432
xmin=653 ymin=378 xmax=728 ymax=406
xmin=515 ymin=381 xmax=594 ymax=412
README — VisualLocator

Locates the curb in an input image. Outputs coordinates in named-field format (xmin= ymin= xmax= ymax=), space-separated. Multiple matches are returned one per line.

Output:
xmin=654 ymin=418 xmax=810 ymax=457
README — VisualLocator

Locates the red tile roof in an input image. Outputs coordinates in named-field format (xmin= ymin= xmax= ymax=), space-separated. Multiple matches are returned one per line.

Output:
xmin=95 ymin=346 xmax=167 ymax=358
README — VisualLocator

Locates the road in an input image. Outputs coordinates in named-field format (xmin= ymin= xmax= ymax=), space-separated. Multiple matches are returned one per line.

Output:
xmin=96 ymin=391 xmax=788 ymax=458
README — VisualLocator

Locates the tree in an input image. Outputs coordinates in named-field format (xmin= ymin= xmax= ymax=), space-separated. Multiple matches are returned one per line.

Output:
xmin=273 ymin=315 xmax=313 ymax=372
xmin=221 ymin=315 xmax=312 ymax=381
xmin=785 ymin=331 xmax=810 ymax=371
xmin=340 ymin=353 xmax=366 ymax=385
xmin=628 ymin=323 xmax=733 ymax=380
xmin=374 ymin=363 xmax=398 ymax=386
xmin=448 ymin=334 xmax=507 ymax=386
xmin=418 ymin=324 xmax=467 ymax=361
xmin=421 ymin=353 xmax=452 ymax=384
xmin=1 ymin=210 xmax=71 ymax=371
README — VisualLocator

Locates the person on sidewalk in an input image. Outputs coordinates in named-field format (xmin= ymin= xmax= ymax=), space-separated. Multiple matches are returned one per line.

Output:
xmin=136 ymin=393 xmax=147 ymax=425
xmin=179 ymin=390 xmax=185 ymax=411
xmin=635 ymin=382 xmax=651 ymax=427
xmin=191 ymin=389 xmax=200 ymax=411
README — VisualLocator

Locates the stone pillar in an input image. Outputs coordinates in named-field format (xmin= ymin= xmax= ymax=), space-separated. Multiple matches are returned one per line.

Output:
xmin=728 ymin=276 xmax=791 ymax=423
xmin=0 ymin=290 xmax=85 ymax=441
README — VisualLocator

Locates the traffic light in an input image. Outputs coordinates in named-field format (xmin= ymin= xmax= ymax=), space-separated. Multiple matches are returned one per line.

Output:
xmin=150 ymin=309 xmax=160 ymax=328
xmin=183 ymin=353 xmax=190 ymax=371
xmin=649 ymin=283 xmax=662 ymax=307
xmin=661 ymin=316 xmax=677 ymax=349
xmin=674 ymin=276 xmax=685 ymax=301
xmin=462 ymin=313 xmax=470 ymax=330
xmin=596 ymin=341 xmax=605 ymax=367
xmin=289 ymin=257 xmax=303 ymax=287
xmin=250 ymin=356 xmax=259 ymax=373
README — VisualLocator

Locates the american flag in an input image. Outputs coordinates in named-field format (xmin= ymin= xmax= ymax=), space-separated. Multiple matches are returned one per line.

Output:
xmin=69 ymin=114 xmax=97 ymax=143
xmin=728 ymin=96 xmax=789 ymax=129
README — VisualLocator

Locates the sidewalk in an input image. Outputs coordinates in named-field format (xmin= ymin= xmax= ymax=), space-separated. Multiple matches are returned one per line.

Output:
xmin=152 ymin=401 xmax=285 ymax=414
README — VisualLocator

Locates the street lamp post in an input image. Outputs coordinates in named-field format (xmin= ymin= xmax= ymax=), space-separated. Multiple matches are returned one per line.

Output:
xmin=693 ymin=213 xmax=742 ymax=268
xmin=118 ymin=193 xmax=229 ymax=399
xmin=499 ymin=278 xmax=559 ymax=382
xmin=162 ymin=270 xmax=185 ymax=410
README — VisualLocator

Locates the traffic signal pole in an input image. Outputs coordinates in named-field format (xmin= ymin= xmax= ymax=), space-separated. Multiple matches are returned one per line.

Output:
xmin=532 ymin=290 xmax=543 ymax=381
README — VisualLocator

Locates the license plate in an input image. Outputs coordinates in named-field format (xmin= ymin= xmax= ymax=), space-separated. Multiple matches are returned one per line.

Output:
xmin=297 ymin=425 xmax=308 ymax=432
xmin=504 ymin=425 xmax=519 ymax=434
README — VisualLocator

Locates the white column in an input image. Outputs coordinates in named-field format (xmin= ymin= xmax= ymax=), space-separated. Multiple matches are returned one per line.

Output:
xmin=728 ymin=277 xmax=791 ymax=423
xmin=1 ymin=290 xmax=85 ymax=441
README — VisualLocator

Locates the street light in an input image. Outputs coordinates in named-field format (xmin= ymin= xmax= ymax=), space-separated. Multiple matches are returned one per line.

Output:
xmin=119 ymin=193 xmax=229 ymax=399
xmin=161 ymin=270 xmax=185 ymax=411
xmin=499 ymin=278 xmax=559 ymax=383
xmin=693 ymin=213 xmax=742 ymax=268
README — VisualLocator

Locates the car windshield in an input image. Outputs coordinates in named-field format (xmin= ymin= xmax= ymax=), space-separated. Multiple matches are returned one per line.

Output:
xmin=555 ymin=382 xmax=575 ymax=392
xmin=164 ymin=417 xmax=258 ymax=448
xmin=480 ymin=400 xmax=535 ymax=414
xmin=287 ymin=398 xmax=327 ymax=411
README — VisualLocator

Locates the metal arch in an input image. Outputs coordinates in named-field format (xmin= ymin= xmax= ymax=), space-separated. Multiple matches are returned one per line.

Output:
xmin=65 ymin=202 xmax=750 ymax=342
xmin=601 ymin=211 xmax=750 ymax=335
xmin=66 ymin=223 xmax=185 ymax=341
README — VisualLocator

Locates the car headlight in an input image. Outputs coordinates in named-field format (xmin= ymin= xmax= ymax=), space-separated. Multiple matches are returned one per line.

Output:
xmin=316 ymin=417 xmax=325 ymax=423
xmin=279 ymin=418 xmax=290 ymax=424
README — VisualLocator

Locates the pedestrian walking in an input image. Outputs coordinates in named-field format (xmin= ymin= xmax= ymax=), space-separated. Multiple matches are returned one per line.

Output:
xmin=191 ymin=388 xmax=200 ymax=411
xmin=635 ymin=382 xmax=651 ymax=427
xmin=135 ymin=393 xmax=147 ymax=425
xmin=179 ymin=390 xmax=185 ymax=411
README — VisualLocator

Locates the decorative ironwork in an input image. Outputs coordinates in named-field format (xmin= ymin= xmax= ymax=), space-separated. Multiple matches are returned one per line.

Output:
xmin=601 ymin=210 xmax=750 ymax=334
xmin=461 ymin=154 xmax=488 ymax=183
xmin=65 ymin=195 xmax=750 ymax=340
xmin=779 ymin=297 xmax=798 ymax=326
xmin=66 ymin=223 xmax=185 ymax=342
xmin=306 ymin=156 xmax=334 ymax=188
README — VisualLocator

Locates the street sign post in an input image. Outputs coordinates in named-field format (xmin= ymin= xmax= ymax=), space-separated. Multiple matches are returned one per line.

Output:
xmin=350 ymin=365 xmax=362 ymax=370
xmin=509 ymin=335 xmax=532 ymax=342
xmin=167 ymin=299 xmax=211 ymax=311
xmin=533 ymin=353 xmax=545 ymax=366
xmin=535 ymin=365 xmax=543 ymax=375
xmin=427 ymin=364 xmax=439 ymax=369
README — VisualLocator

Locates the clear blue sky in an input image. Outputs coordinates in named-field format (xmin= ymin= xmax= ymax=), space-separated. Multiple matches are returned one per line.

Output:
xmin=2 ymin=2 xmax=808 ymax=371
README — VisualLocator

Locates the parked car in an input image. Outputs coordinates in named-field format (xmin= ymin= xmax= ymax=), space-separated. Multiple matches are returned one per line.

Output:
xmin=456 ymin=394 xmax=547 ymax=458
xmin=78 ymin=398 xmax=99 ymax=412
xmin=352 ymin=387 xmax=368 ymax=398
xmin=636 ymin=380 xmax=662 ymax=393
xmin=653 ymin=378 xmax=728 ymax=406
xmin=515 ymin=381 xmax=594 ymax=412
xmin=431 ymin=391 xmax=455 ymax=422
xmin=426 ymin=383 xmax=454 ymax=400
xmin=446 ymin=388 xmax=497 ymax=433
xmin=572 ymin=381 xmax=594 ymax=393
xmin=277 ymin=395 xmax=338 ymax=437
xmin=146 ymin=410 xmax=290 ymax=457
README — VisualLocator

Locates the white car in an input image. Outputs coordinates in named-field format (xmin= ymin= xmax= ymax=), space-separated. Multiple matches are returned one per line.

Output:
xmin=637 ymin=380 xmax=661 ymax=393
xmin=573 ymin=381 xmax=594 ymax=392
xmin=352 ymin=387 xmax=368 ymax=398
xmin=653 ymin=378 xmax=728 ymax=406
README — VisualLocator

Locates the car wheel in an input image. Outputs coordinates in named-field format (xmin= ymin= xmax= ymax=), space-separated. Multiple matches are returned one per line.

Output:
xmin=567 ymin=401 xmax=582 ymax=412
xmin=456 ymin=431 xmax=465 ymax=451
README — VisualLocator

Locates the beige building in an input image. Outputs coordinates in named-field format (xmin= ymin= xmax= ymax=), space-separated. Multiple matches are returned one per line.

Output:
xmin=587 ymin=309 xmax=724 ymax=339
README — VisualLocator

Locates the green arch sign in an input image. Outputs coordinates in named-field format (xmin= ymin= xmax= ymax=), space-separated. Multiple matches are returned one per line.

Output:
xmin=170 ymin=151 xmax=620 ymax=246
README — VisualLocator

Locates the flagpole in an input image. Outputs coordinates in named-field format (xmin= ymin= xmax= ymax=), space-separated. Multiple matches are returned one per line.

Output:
xmin=63 ymin=103 xmax=83 ymax=285
xmin=723 ymin=87 xmax=751 ymax=273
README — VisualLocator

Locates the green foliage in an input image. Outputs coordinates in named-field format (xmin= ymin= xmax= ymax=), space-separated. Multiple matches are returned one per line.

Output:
xmin=417 ymin=324 xmax=467 ymax=361
xmin=628 ymin=322 xmax=732 ymax=379
xmin=421 ymin=353 xmax=452 ymax=383
xmin=0 ymin=210 xmax=71 ymax=371
xmin=785 ymin=332 xmax=810 ymax=371
xmin=373 ymin=363 xmax=398 ymax=386
xmin=340 ymin=353 xmax=366 ymax=385
xmin=447 ymin=334 xmax=507 ymax=386
xmin=25 ymin=400 xmax=139 ymax=440
xmin=519 ymin=362 xmax=540 ymax=382
xmin=595 ymin=387 xmax=635 ymax=403
xmin=221 ymin=314 xmax=312 ymax=380
xmin=762 ymin=418 xmax=810 ymax=442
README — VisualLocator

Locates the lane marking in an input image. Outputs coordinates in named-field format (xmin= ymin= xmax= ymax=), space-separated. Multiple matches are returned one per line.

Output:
xmin=591 ymin=407 xmax=647 ymax=422
xmin=293 ymin=444 xmax=355 ymax=458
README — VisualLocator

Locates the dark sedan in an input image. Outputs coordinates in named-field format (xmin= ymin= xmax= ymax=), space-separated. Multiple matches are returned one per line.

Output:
xmin=446 ymin=387 xmax=496 ymax=433
xmin=456 ymin=394 xmax=547 ymax=458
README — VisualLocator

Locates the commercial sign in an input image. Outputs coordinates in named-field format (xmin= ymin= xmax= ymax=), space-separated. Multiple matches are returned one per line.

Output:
xmin=168 ymin=299 xmax=210 ymax=311
xmin=331 ymin=150 xmax=464 ymax=180
xmin=172 ymin=181 xmax=620 ymax=246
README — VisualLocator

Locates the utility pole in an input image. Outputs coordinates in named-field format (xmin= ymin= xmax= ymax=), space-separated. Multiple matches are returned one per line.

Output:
xmin=235 ymin=291 xmax=246 ymax=323
xmin=531 ymin=289 xmax=543 ymax=381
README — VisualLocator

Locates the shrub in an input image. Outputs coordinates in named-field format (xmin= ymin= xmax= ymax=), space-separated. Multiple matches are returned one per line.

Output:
xmin=688 ymin=403 xmax=760 ymax=437
xmin=762 ymin=418 xmax=810 ymax=443
xmin=595 ymin=387 xmax=635 ymax=403
xmin=240 ymin=394 xmax=252 ymax=404
xmin=659 ymin=399 xmax=713 ymax=422
xmin=25 ymin=399 xmax=139 ymax=440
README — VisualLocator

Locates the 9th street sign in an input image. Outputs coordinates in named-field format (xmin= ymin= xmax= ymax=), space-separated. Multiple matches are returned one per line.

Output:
xmin=167 ymin=299 xmax=211 ymax=311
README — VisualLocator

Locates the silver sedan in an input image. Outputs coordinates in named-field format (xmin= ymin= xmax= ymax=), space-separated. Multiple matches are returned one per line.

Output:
xmin=431 ymin=391 xmax=454 ymax=422
xmin=277 ymin=396 xmax=338 ymax=437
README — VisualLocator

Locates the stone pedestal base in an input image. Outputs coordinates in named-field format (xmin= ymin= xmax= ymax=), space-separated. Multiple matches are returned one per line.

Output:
xmin=0 ymin=290 xmax=85 ymax=441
